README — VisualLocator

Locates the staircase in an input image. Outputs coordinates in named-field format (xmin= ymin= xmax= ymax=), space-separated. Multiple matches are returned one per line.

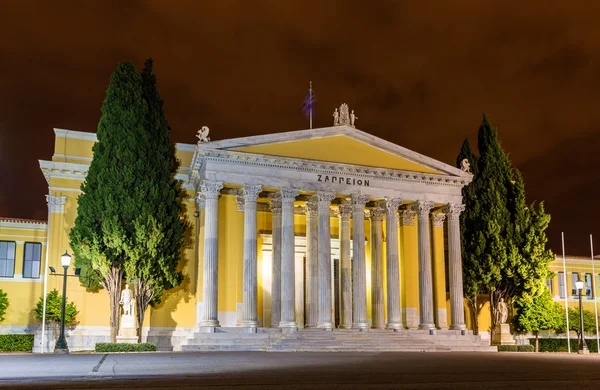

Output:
xmin=182 ymin=327 xmax=496 ymax=352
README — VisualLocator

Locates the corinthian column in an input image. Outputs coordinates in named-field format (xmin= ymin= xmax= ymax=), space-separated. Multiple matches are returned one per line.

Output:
xmin=198 ymin=180 xmax=223 ymax=329
xmin=351 ymin=194 xmax=370 ymax=330
xmin=239 ymin=185 xmax=262 ymax=329
xmin=338 ymin=201 xmax=353 ymax=329
xmin=305 ymin=196 xmax=319 ymax=328
xmin=317 ymin=191 xmax=336 ymax=329
xmin=385 ymin=197 xmax=403 ymax=330
xmin=416 ymin=201 xmax=436 ymax=330
xmin=369 ymin=205 xmax=385 ymax=329
xmin=443 ymin=203 xmax=467 ymax=331
xmin=269 ymin=194 xmax=282 ymax=328
xmin=279 ymin=188 xmax=300 ymax=330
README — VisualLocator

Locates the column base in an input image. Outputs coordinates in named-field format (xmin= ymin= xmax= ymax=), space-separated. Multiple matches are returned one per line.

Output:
xmin=198 ymin=319 xmax=221 ymax=328
xmin=352 ymin=323 xmax=369 ymax=331
xmin=279 ymin=321 xmax=297 ymax=329
xmin=385 ymin=322 xmax=403 ymax=331
xmin=418 ymin=323 xmax=436 ymax=331
xmin=240 ymin=320 xmax=259 ymax=328
xmin=449 ymin=323 xmax=467 ymax=331
xmin=317 ymin=322 xmax=334 ymax=330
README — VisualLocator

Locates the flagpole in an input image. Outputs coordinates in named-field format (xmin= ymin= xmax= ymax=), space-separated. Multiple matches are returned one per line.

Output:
xmin=309 ymin=81 xmax=313 ymax=129
xmin=591 ymin=234 xmax=599 ymax=353
xmin=562 ymin=232 xmax=571 ymax=353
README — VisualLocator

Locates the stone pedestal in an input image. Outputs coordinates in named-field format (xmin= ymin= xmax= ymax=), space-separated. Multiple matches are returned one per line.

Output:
xmin=116 ymin=314 xmax=138 ymax=344
xmin=492 ymin=323 xmax=515 ymax=345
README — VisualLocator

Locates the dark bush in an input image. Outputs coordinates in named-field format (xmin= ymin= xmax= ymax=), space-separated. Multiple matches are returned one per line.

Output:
xmin=95 ymin=342 xmax=156 ymax=352
xmin=528 ymin=338 xmax=598 ymax=352
xmin=517 ymin=344 xmax=534 ymax=352
xmin=497 ymin=345 xmax=519 ymax=352
xmin=0 ymin=334 xmax=34 ymax=352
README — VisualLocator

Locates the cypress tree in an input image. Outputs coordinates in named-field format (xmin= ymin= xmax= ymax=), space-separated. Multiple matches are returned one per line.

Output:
xmin=122 ymin=58 xmax=187 ymax=331
xmin=70 ymin=62 xmax=148 ymax=342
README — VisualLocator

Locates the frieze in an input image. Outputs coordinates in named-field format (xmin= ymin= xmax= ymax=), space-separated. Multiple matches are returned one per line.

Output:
xmin=317 ymin=174 xmax=369 ymax=187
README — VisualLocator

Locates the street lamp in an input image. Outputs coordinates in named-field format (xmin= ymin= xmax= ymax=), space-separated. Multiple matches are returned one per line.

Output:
xmin=54 ymin=250 xmax=71 ymax=354
xmin=575 ymin=278 xmax=589 ymax=354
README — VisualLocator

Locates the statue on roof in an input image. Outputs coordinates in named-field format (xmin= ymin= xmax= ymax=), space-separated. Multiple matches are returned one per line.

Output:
xmin=333 ymin=108 xmax=339 ymax=126
xmin=196 ymin=126 xmax=210 ymax=143
xmin=460 ymin=158 xmax=471 ymax=173
xmin=350 ymin=110 xmax=358 ymax=127
xmin=338 ymin=103 xmax=350 ymax=126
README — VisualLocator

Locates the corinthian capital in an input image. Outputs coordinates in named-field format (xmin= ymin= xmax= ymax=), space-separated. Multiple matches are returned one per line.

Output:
xmin=268 ymin=192 xmax=282 ymax=214
xmin=196 ymin=193 xmax=205 ymax=210
xmin=431 ymin=212 xmax=446 ymax=228
xmin=46 ymin=195 xmax=67 ymax=214
xmin=338 ymin=201 xmax=353 ymax=220
xmin=200 ymin=180 xmax=223 ymax=199
xmin=243 ymin=185 xmax=262 ymax=201
xmin=416 ymin=201 xmax=435 ymax=218
xmin=280 ymin=188 xmax=300 ymax=202
xmin=369 ymin=206 xmax=385 ymax=222
xmin=442 ymin=203 xmax=465 ymax=220
xmin=304 ymin=195 xmax=318 ymax=217
xmin=351 ymin=194 xmax=370 ymax=210
xmin=399 ymin=208 xmax=417 ymax=226
xmin=316 ymin=191 xmax=335 ymax=204
xmin=385 ymin=197 xmax=403 ymax=213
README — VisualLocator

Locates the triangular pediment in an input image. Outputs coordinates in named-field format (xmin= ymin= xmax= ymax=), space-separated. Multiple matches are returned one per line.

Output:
xmin=202 ymin=126 xmax=468 ymax=177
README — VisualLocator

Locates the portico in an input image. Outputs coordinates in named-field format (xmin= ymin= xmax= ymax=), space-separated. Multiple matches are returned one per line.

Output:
xmin=190 ymin=124 xmax=472 ymax=333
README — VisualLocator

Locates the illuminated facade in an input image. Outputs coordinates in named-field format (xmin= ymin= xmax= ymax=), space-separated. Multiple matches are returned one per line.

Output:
xmin=0 ymin=124 xmax=508 ymax=351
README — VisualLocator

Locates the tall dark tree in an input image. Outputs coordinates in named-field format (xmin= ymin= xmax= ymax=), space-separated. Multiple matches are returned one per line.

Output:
xmin=457 ymin=138 xmax=485 ymax=334
xmin=70 ymin=62 xmax=148 ymax=342
xmin=457 ymin=114 xmax=553 ymax=338
xmin=122 ymin=58 xmax=187 ymax=332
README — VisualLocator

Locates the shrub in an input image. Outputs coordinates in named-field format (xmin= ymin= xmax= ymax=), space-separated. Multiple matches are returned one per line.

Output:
xmin=95 ymin=342 xmax=156 ymax=352
xmin=33 ymin=289 xmax=79 ymax=326
xmin=497 ymin=345 xmax=519 ymax=352
xmin=517 ymin=344 xmax=534 ymax=352
xmin=0 ymin=289 xmax=7 ymax=323
xmin=0 ymin=334 xmax=34 ymax=352
xmin=528 ymin=338 xmax=598 ymax=352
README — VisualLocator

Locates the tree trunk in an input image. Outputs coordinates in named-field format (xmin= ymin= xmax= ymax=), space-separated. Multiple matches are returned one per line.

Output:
xmin=535 ymin=331 xmax=539 ymax=352
xmin=467 ymin=296 xmax=479 ymax=335
xmin=489 ymin=292 xmax=496 ymax=344
xmin=135 ymin=280 xmax=154 ymax=342
xmin=101 ymin=264 xmax=123 ymax=343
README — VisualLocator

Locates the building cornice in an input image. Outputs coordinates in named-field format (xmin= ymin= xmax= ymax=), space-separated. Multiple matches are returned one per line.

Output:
xmin=0 ymin=218 xmax=48 ymax=230
xmin=39 ymin=160 xmax=89 ymax=184
xmin=190 ymin=148 xmax=471 ymax=191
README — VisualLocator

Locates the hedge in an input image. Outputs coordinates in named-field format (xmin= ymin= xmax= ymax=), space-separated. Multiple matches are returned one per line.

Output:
xmin=497 ymin=344 xmax=534 ymax=352
xmin=529 ymin=338 xmax=598 ymax=352
xmin=0 ymin=334 xmax=34 ymax=352
xmin=95 ymin=342 xmax=156 ymax=352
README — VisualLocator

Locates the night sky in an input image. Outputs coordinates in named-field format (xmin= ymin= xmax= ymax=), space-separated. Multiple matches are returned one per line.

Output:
xmin=1 ymin=1 xmax=599 ymax=255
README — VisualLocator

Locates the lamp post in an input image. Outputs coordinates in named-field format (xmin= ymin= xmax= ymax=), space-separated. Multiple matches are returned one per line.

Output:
xmin=575 ymin=278 xmax=589 ymax=354
xmin=54 ymin=251 xmax=71 ymax=354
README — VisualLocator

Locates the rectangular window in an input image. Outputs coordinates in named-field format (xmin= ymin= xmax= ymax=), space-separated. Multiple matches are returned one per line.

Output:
xmin=545 ymin=279 xmax=553 ymax=294
xmin=558 ymin=272 xmax=565 ymax=298
xmin=23 ymin=242 xmax=42 ymax=279
xmin=586 ymin=273 xmax=593 ymax=299
xmin=0 ymin=241 xmax=16 ymax=278
xmin=572 ymin=272 xmax=580 ymax=297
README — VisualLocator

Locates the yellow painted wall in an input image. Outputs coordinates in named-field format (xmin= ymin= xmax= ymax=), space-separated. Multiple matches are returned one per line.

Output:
xmin=431 ymin=224 xmax=447 ymax=327
xmin=233 ymin=136 xmax=440 ymax=174
xmin=399 ymin=219 xmax=419 ymax=328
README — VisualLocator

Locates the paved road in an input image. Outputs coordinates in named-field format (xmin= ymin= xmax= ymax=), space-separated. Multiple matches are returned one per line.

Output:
xmin=1 ymin=351 xmax=600 ymax=389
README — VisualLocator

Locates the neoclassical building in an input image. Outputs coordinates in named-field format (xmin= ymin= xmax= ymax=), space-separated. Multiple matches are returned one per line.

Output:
xmin=0 ymin=115 xmax=487 ymax=351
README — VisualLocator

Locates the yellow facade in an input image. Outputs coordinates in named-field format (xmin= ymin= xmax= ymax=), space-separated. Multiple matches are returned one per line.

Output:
xmin=1 ymin=126 xmax=477 ymax=348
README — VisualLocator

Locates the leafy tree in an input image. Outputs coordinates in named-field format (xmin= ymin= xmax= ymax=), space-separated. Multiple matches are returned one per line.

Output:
xmin=70 ymin=62 xmax=149 ymax=342
xmin=122 ymin=59 xmax=187 ymax=331
xmin=33 ymin=289 xmax=79 ymax=327
xmin=0 ymin=289 xmax=8 ymax=323
xmin=457 ymin=114 xmax=553 ymax=338
xmin=556 ymin=307 xmax=597 ymax=344
xmin=513 ymin=287 xmax=563 ymax=352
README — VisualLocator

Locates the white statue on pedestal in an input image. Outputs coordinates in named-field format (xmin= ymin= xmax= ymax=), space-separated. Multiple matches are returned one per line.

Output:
xmin=496 ymin=298 xmax=508 ymax=324
xmin=350 ymin=110 xmax=358 ymax=127
xmin=119 ymin=284 xmax=135 ymax=317
xmin=333 ymin=108 xmax=339 ymax=126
